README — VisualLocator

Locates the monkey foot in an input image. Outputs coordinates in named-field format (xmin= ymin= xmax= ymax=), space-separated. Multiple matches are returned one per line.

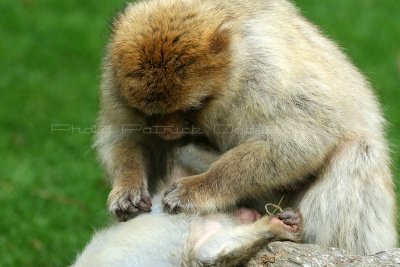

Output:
xmin=273 ymin=208 xmax=302 ymax=232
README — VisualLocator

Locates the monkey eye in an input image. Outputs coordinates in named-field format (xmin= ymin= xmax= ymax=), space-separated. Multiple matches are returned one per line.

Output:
xmin=125 ymin=70 xmax=144 ymax=79
xmin=182 ymin=95 xmax=215 ymax=114
xmin=196 ymin=95 xmax=215 ymax=108
xmin=200 ymin=96 xmax=215 ymax=104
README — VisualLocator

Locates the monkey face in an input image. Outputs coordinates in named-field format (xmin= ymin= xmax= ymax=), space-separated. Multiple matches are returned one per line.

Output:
xmin=108 ymin=4 xmax=232 ymax=115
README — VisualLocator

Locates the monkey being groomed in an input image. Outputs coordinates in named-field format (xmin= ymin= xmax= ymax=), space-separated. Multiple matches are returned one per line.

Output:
xmin=72 ymin=189 xmax=303 ymax=267
xmin=73 ymin=196 xmax=303 ymax=267
xmin=95 ymin=0 xmax=397 ymax=255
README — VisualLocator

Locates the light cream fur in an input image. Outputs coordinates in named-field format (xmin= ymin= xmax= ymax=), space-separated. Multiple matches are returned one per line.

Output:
xmin=95 ymin=0 xmax=397 ymax=255
xmin=72 ymin=188 xmax=302 ymax=267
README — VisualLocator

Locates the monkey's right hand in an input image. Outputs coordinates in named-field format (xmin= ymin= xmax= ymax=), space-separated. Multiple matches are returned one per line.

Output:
xmin=107 ymin=185 xmax=152 ymax=221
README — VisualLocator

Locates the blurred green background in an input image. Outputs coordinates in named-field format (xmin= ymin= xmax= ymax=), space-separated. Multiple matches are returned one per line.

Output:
xmin=0 ymin=0 xmax=399 ymax=266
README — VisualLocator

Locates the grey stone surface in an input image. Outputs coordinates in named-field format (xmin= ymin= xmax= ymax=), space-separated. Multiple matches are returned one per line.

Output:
xmin=247 ymin=242 xmax=400 ymax=267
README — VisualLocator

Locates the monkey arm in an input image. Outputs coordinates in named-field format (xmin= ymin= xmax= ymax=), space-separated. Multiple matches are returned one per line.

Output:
xmin=95 ymin=93 xmax=153 ymax=221
xmin=95 ymin=127 xmax=146 ymax=183
xmin=207 ymin=138 xmax=323 ymax=195
xmin=163 ymin=126 xmax=337 ymax=213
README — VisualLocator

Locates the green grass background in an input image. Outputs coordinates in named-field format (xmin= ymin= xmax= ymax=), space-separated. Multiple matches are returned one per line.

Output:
xmin=0 ymin=0 xmax=399 ymax=266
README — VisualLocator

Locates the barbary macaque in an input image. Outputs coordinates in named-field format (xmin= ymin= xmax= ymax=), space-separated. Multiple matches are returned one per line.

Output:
xmin=95 ymin=0 xmax=397 ymax=255
xmin=72 ymin=189 xmax=303 ymax=267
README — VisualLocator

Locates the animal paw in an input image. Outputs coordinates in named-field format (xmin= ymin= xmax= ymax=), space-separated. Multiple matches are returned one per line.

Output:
xmin=107 ymin=186 xmax=152 ymax=221
xmin=276 ymin=208 xmax=302 ymax=232
xmin=162 ymin=176 xmax=212 ymax=214
xmin=162 ymin=182 xmax=195 ymax=214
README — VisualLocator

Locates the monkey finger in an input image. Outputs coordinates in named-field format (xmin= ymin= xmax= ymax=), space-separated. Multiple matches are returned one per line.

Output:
xmin=162 ymin=200 xmax=182 ymax=214
xmin=114 ymin=206 xmax=140 ymax=222
xmin=137 ymin=199 xmax=152 ymax=212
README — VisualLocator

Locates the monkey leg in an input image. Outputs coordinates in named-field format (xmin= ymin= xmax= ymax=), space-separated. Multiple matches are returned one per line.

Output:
xmin=297 ymin=138 xmax=397 ymax=255
xmin=188 ymin=208 xmax=303 ymax=267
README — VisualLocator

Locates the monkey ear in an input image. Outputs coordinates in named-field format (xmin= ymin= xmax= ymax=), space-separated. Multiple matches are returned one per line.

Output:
xmin=209 ymin=23 xmax=231 ymax=54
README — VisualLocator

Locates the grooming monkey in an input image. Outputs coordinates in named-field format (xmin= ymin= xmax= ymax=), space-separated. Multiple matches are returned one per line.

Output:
xmin=95 ymin=0 xmax=397 ymax=255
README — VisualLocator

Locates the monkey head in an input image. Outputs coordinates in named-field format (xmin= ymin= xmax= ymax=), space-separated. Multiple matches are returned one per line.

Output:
xmin=108 ymin=2 xmax=232 ymax=115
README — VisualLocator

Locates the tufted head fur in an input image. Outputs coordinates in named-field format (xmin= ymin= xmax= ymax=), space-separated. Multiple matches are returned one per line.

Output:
xmin=108 ymin=0 xmax=232 ymax=115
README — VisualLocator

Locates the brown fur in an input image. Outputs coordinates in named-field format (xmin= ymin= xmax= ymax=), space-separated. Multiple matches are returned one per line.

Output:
xmin=109 ymin=1 xmax=231 ymax=114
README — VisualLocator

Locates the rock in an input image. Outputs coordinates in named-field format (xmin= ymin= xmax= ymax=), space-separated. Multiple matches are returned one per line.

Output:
xmin=247 ymin=242 xmax=400 ymax=267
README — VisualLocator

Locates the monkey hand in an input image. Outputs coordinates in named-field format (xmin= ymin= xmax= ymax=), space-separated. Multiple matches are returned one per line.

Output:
xmin=162 ymin=175 xmax=213 ymax=214
xmin=107 ymin=185 xmax=152 ymax=221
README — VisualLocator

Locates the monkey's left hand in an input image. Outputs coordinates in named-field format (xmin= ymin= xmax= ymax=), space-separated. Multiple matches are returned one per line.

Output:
xmin=162 ymin=174 xmax=214 ymax=214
